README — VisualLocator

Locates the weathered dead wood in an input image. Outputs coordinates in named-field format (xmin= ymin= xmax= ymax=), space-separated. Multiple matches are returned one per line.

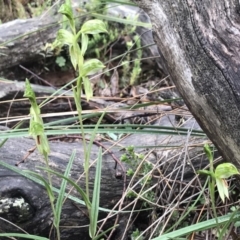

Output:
xmin=133 ymin=0 xmax=240 ymax=170
xmin=0 ymin=81 xmax=77 ymax=127
xmin=0 ymin=135 xmax=124 ymax=239
xmin=0 ymin=1 xmax=165 ymax=78
xmin=0 ymin=80 xmax=182 ymax=128
xmin=0 ymin=15 xmax=59 ymax=75
xmin=0 ymin=125 xmax=210 ymax=239
xmin=0 ymin=81 xmax=122 ymax=127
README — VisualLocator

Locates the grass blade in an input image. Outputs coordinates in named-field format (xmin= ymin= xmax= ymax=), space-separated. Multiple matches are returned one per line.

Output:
xmin=54 ymin=150 xmax=76 ymax=228
xmin=152 ymin=212 xmax=240 ymax=240
xmin=89 ymin=147 xmax=102 ymax=238
xmin=41 ymin=168 xmax=91 ymax=210
xmin=0 ymin=233 xmax=49 ymax=240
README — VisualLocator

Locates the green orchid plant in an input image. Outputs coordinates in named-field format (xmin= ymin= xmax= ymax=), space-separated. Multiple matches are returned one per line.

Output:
xmin=199 ymin=144 xmax=240 ymax=203
xmin=198 ymin=143 xmax=240 ymax=236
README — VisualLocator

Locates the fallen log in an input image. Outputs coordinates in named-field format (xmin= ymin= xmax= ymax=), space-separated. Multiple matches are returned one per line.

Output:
xmin=0 ymin=80 xmax=184 ymax=128
xmin=0 ymin=122 xmax=211 ymax=239
xmin=0 ymin=77 xmax=211 ymax=239
xmin=0 ymin=134 xmax=126 ymax=240
xmin=0 ymin=1 xmax=165 ymax=79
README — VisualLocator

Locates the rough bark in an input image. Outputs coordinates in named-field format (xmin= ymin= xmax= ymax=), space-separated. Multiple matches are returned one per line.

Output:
xmin=133 ymin=0 xmax=240 ymax=169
